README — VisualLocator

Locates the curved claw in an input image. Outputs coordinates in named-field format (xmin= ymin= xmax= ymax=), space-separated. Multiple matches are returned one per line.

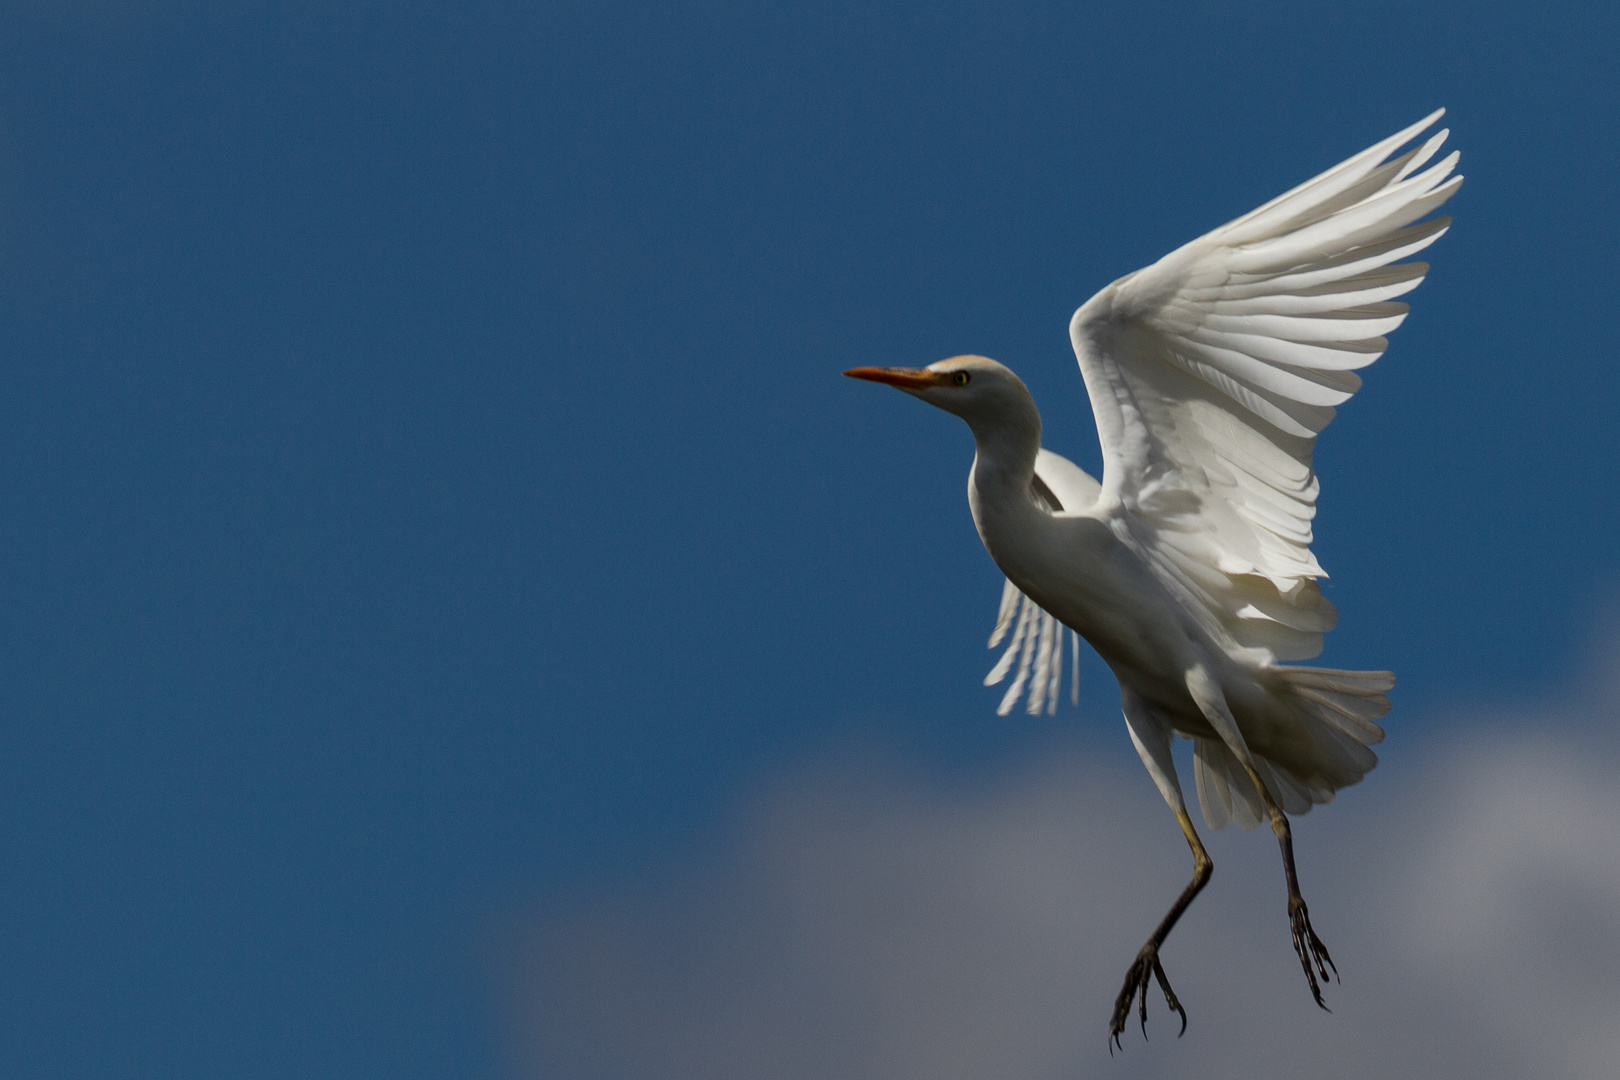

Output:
xmin=1288 ymin=895 xmax=1339 ymax=1010
xmin=1108 ymin=944 xmax=1187 ymax=1051
xmin=1152 ymin=957 xmax=1188 ymax=1036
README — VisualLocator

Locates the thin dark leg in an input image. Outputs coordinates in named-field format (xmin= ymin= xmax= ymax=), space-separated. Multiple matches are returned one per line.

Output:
xmin=1247 ymin=767 xmax=1338 ymax=1009
xmin=1109 ymin=810 xmax=1212 ymax=1051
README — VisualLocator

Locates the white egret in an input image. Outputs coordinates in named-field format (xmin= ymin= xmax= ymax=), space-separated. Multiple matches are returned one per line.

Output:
xmin=847 ymin=112 xmax=1460 ymax=1046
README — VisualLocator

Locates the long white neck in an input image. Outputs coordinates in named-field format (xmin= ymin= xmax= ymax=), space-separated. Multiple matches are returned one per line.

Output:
xmin=964 ymin=391 xmax=1046 ymax=575
xmin=964 ymin=391 xmax=1043 ymax=507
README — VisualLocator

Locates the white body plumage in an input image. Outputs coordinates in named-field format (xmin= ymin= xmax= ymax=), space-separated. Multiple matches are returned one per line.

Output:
xmin=847 ymin=112 xmax=1461 ymax=1035
xmin=853 ymin=111 xmax=1458 ymax=831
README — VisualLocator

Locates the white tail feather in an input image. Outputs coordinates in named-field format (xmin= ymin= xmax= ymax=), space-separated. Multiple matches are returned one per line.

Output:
xmin=1194 ymin=738 xmax=1264 ymax=831
xmin=1192 ymin=664 xmax=1394 ymax=829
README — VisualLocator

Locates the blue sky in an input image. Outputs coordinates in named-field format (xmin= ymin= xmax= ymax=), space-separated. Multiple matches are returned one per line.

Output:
xmin=0 ymin=2 xmax=1616 ymax=1077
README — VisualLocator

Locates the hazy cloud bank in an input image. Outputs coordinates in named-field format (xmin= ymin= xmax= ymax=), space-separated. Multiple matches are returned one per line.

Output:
xmin=510 ymin=641 xmax=1620 ymax=1080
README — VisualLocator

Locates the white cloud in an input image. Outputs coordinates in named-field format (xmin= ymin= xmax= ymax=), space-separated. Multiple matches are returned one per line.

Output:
xmin=507 ymin=644 xmax=1620 ymax=1080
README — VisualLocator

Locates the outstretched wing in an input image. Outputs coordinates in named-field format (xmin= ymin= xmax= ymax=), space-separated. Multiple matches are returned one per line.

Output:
xmin=1069 ymin=111 xmax=1461 ymax=662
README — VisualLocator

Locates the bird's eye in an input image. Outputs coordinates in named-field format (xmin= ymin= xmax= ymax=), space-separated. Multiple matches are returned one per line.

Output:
xmin=953 ymin=371 xmax=971 ymax=386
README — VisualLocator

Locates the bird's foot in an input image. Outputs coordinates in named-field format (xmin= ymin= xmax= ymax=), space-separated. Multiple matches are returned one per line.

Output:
xmin=1288 ymin=894 xmax=1338 ymax=1010
xmin=1108 ymin=942 xmax=1186 ymax=1052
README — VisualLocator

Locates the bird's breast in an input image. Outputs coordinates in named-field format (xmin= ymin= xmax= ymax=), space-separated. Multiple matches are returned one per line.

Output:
xmin=970 ymin=484 xmax=1202 ymax=694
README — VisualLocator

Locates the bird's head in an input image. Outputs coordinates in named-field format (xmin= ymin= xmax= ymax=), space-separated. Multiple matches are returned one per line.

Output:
xmin=843 ymin=355 xmax=1037 ymax=433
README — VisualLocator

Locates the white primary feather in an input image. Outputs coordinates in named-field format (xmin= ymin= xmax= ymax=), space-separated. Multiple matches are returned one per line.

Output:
xmin=986 ymin=588 xmax=1083 ymax=718
xmin=1069 ymin=631 xmax=1079 ymax=706
xmin=988 ymin=577 xmax=1021 ymax=648
xmin=1069 ymin=110 xmax=1459 ymax=668
xmin=983 ymin=449 xmax=1099 ymax=713
xmin=999 ymin=599 xmax=1040 ymax=717
xmin=973 ymin=113 xmax=1447 ymax=815
xmin=985 ymin=591 xmax=1035 ymax=688
xmin=1045 ymin=615 xmax=1063 ymax=714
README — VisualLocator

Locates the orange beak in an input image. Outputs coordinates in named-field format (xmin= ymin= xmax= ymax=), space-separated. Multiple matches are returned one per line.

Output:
xmin=843 ymin=366 xmax=952 ymax=390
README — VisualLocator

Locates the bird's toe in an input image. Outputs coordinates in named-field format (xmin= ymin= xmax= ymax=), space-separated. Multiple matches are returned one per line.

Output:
xmin=1287 ymin=895 xmax=1338 ymax=1010
xmin=1108 ymin=944 xmax=1186 ymax=1050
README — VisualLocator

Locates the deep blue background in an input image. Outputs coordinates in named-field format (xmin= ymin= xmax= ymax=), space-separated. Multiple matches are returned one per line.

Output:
xmin=0 ymin=2 xmax=1614 ymax=1076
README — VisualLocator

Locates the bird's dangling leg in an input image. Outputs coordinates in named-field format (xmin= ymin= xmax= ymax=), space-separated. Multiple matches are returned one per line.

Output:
xmin=1109 ymin=808 xmax=1211 ymax=1052
xmin=1182 ymin=663 xmax=1339 ymax=1011
xmin=1245 ymin=767 xmax=1338 ymax=1009
xmin=1111 ymin=695 xmax=1211 ymax=1051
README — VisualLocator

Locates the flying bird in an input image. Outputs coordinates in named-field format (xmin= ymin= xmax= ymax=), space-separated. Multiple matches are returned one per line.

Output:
xmin=846 ymin=111 xmax=1460 ymax=1046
